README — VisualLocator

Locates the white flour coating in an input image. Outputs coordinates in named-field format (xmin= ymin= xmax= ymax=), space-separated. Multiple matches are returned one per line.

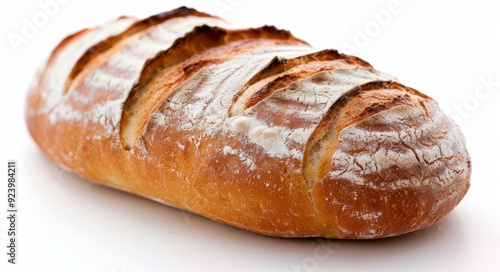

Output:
xmin=260 ymin=68 xmax=396 ymax=123
xmin=42 ymin=17 xmax=136 ymax=111
xmin=225 ymin=67 xmax=395 ymax=159
xmin=151 ymin=111 xmax=170 ymax=127
xmin=176 ymin=142 xmax=185 ymax=150
xmin=46 ymin=16 xmax=230 ymax=129
xmin=274 ymin=68 xmax=395 ymax=106
xmin=90 ymin=100 xmax=124 ymax=134
xmin=155 ymin=45 xmax=314 ymax=159
xmin=48 ymin=102 xmax=82 ymax=124
xmin=329 ymin=105 xmax=469 ymax=189
xmin=222 ymin=146 xmax=257 ymax=170
xmin=352 ymin=210 xmax=383 ymax=221
xmin=228 ymin=115 xmax=313 ymax=159
xmin=100 ymin=16 xmax=231 ymax=78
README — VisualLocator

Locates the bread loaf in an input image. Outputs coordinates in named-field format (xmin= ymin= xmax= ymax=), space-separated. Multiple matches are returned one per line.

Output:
xmin=26 ymin=7 xmax=471 ymax=238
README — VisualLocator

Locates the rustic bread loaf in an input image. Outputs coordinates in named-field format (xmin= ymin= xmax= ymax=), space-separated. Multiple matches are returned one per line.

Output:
xmin=26 ymin=7 xmax=471 ymax=238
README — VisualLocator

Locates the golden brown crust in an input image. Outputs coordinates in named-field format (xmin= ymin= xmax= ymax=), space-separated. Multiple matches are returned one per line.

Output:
xmin=26 ymin=8 xmax=471 ymax=239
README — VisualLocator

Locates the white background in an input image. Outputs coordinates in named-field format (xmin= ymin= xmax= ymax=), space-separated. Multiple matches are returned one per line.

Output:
xmin=1 ymin=0 xmax=499 ymax=271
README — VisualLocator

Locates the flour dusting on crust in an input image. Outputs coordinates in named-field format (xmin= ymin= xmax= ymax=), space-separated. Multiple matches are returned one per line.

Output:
xmin=329 ymin=105 xmax=470 ymax=189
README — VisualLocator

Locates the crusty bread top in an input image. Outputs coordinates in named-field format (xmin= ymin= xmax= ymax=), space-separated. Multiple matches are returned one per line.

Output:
xmin=26 ymin=6 xmax=470 ymax=192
